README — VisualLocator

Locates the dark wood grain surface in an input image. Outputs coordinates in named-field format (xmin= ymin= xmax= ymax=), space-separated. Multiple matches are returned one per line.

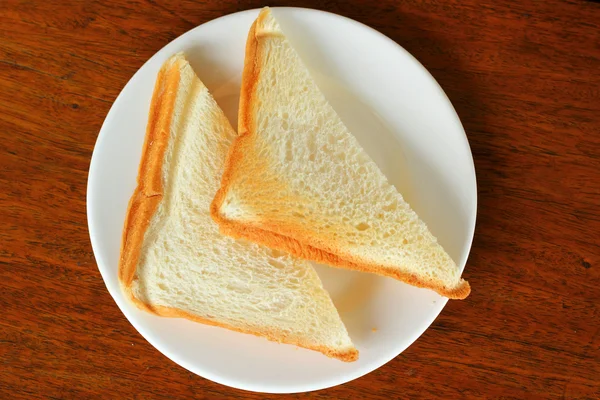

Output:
xmin=1 ymin=0 xmax=599 ymax=398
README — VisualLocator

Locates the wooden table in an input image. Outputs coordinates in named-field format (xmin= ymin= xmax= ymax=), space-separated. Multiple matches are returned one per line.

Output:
xmin=1 ymin=1 xmax=599 ymax=398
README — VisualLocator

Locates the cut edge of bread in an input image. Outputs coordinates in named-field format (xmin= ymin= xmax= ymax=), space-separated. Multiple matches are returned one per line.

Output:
xmin=119 ymin=52 xmax=358 ymax=362
xmin=210 ymin=8 xmax=471 ymax=300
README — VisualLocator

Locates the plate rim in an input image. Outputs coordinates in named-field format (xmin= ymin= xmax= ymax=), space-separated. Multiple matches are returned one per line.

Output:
xmin=87 ymin=6 xmax=477 ymax=394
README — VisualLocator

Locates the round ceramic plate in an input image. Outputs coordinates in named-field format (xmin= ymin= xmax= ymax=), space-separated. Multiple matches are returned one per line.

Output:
xmin=87 ymin=7 xmax=476 ymax=394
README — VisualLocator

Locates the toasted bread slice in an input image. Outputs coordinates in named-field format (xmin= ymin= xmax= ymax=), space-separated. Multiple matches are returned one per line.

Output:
xmin=119 ymin=52 xmax=358 ymax=361
xmin=211 ymin=8 xmax=470 ymax=299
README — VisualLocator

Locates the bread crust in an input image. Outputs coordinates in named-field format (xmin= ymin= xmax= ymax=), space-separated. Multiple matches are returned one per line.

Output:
xmin=119 ymin=57 xmax=179 ymax=288
xmin=210 ymin=8 xmax=470 ymax=300
xmin=130 ymin=295 xmax=358 ymax=362
xmin=120 ymin=53 xmax=358 ymax=362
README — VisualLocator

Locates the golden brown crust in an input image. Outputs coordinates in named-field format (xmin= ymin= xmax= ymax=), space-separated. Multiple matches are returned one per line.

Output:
xmin=119 ymin=57 xmax=180 ymax=287
xmin=210 ymin=8 xmax=470 ymax=300
xmin=210 ymin=14 xmax=263 ymax=227
xmin=129 ymin=295 xmax=358 ymax=362
xmin=238 ymin=19 xmax=260 ymax=141
xmin=216 ymin=218 xmax=471 ymax=300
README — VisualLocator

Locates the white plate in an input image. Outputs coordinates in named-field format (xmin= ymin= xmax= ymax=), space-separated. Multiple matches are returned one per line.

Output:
xmin=87 ymin=7 xmax=476 ymax=394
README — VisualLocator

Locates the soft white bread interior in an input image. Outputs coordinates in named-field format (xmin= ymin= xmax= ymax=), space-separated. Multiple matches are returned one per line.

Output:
xmin=211 ymin=8 xmax=470 ymax=299
xmin=119 ymin=52 xmax=358 ymax=362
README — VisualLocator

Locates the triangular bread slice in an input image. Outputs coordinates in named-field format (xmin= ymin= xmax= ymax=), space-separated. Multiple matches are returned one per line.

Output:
xmin=119 ymin=52 xmax=357 ymax=362
xmin=211 ymin=8 xmax=470 ymax=299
